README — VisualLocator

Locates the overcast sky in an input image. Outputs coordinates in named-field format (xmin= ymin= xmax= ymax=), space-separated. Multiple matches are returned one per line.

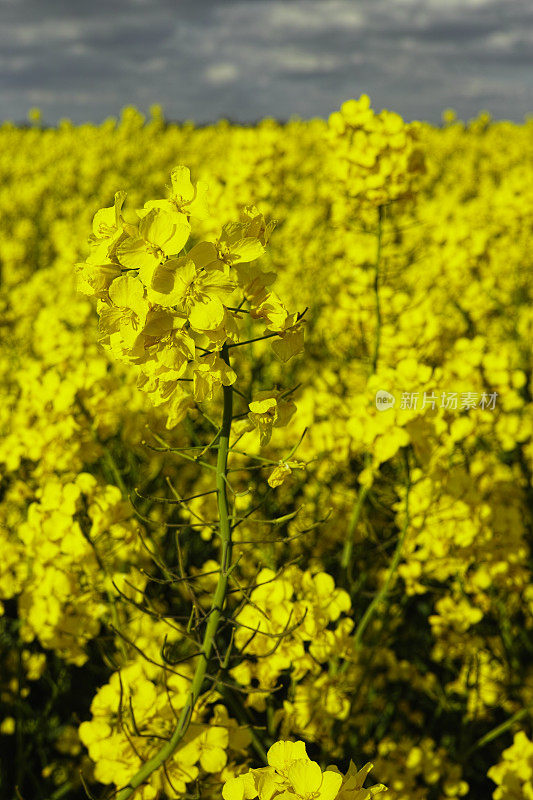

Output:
xmin=0 ymin=0 xmax=531 ymax=125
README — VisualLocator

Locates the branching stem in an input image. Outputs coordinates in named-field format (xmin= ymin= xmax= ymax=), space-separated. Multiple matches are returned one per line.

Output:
xmin=114 ymin=345 xmax=234 ymax=800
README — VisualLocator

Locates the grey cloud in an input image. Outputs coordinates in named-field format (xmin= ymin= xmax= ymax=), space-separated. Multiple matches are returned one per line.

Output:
xmin=0 ymin=0 xmax=531 ymax=124
xmin=392 ymin=19 xmax=502 ymax=42
xmin=0 ymin=56 xmax=122 ymax=91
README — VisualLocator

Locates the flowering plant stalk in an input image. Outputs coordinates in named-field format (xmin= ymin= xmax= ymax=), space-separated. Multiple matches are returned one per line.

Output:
xmin=113 ymin=346 xmax=234 ymax=799
xmin=77 ymin=167 xmax=309 ymax=799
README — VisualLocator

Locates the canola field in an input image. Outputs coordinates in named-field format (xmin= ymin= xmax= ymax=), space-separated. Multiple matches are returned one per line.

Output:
xmin=1 ymin=97 xmax=533 ymax=800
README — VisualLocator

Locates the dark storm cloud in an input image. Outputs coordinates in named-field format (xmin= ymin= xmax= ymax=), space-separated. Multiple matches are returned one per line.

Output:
xmin=0 ymin=0 xmax=531 ymax=124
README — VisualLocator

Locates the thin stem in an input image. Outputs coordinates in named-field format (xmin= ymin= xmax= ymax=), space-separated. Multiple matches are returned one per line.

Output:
xmin=220 ymin=685 xmax=269 ymax=763
xmin=370 ymin=204 xmax=384 ymax=374
xmin=47 ymin=780 xmax=74 ymax=800
xmin=342 ymin=205 xmax=384 ymax=579
xmin=463 ymin=706 xmax=532 ymax=758
xmin=340 ymin=461 xmax=371 ymax=575
xmin=145 ymin=432 xmax=217 ymax=471
xmin=352 ymin=449 xmax=410 ymax=650
xmin=114 ymin=345 xmax=234 ymax=800
xmin=75 ymin=394 xmax=128 ymax=497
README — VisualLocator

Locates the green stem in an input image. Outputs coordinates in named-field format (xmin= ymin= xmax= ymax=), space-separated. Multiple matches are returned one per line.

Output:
xmin=47 ymin=781 xmax=74 ymax=800
xmin=341 ymin=477 xmax=370 ymax=575
xmin=342 ymin=205 xmax=384 ymax=579
xmin=75 ymin=394 xmax=128 ymax=498
xmin=15 ymin=647 xmax=23 ymax=794
xmin=220 ymin=686 xmax=268 ymax=763
xmin=370 ymin=204 xmax=384 ymax=375
xmin=114 ymin=345 xmax=234 ymax=800
xmin=352 ymin=451 xmax=410 ymax=650
xmin=463 ymin=706 xmax=532 ymax=758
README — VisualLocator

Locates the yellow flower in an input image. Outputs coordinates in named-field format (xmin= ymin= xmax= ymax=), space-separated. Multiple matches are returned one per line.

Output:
xmin=335 ymin=761 xmax=387 ymax=800
xmin=239 ymin=205 xmax=276 ymax=245
xmin=192 ymin=354 xmax=237 ymax=402
xmin=268 ymin=460 xmax=305 ymax=488
xmin=288 ymin=759 xmax=343 ymax=800
xmin=76 ymin=260 xmax=121 ymax=298
xmin=271 ymin=314 xmax=305 ymax=362
xmin=267 ymin=741 xmax=309 ymax=774
xmin=27 ymin=107 xmax=42 ymax=124
xmin=98 ymin=275 xmax=149 ymax=351
xmin=198 ymin=726 xmax=229 ymax=772
xmin=217 ymin=221 xmax=265 ymax=267
xmin=90 ymin=191 xmax=127 ymax=245
xmin=256 ymin=767 xmax=286 ymax=800
xmin=145 ymin=165 xmax=209 ymax=221
xmin=117 ymin=208 xmax=190 ymax=282
xmin=152 ymin=330 xmax=196 ymax=377
xmin=223 ymin=771 xmax=258 ymax=800
xmin=87 ymin=191 xmax=137 ymax=265
xmin=253 ymin=292 xmax=289 ymax=330
xmin=0 ymin=717 xmax=15 ymax=735
xmin=248 ymin=391 xmax=297 ymax=447
xmin=144 ymin=255 xmax=237 ymax=329
xmin=137 ymin=374 xmax=194 ymax=429
xmin=143 ymin=257 xmax=190 ymax=308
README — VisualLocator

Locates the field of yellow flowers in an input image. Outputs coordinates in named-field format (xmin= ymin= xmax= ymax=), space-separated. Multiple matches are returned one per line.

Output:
xmin=1 ymin=97 xmax=532 ymax=800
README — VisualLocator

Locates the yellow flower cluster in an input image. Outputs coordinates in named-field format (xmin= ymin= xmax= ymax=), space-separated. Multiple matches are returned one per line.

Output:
xmin=77 ymin=167 xmax=304 ymax=428
xmin=367 ymin=737 xmax=468 ymax=799
xmin=223 ymin=740 xmax=386 ymax=800
xmin=231 ymin=567 xmax=351 ymax=719
xmin=488 ymin=731 xmax=533 ymax=799
xmin=78 ymin=623 xmax=251 ymax=799
xmin=328 ymin=94 xmax=426 ymax=206
xmin=14 ymin=473 xmax=146 ymax=664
